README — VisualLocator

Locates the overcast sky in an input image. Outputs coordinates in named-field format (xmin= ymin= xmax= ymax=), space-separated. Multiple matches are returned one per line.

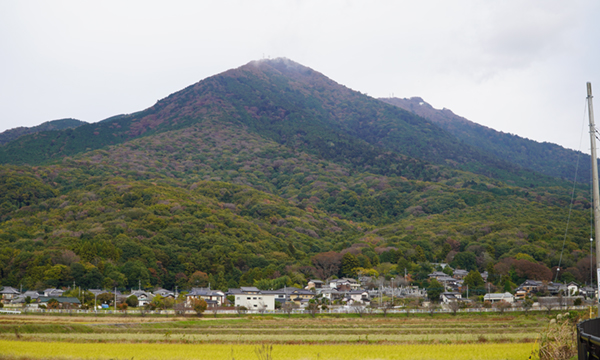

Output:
xmin=1 ymin=1 xmax=599 ymax=151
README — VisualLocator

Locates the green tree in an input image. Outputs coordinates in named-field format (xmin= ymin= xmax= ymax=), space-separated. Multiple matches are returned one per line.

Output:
xmin=450 ymin=252 xmax=477 ymax=271
xmin=125 ymin=295 xmax=139 ymax=308
xmin=427 ymin=279 xmax=444 ymax=301
xmin=463 ymin=270 xmax=485 ymax=294
xmin=341 ymin=253 xmax=360 ymax=277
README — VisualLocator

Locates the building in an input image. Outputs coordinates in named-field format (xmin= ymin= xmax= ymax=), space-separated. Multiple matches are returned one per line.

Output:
xmin=344 ymin=290 xmax=370 ymax=305
xmin=43 ymin=288 xmax=64 ymax=297
xmin=453 ymin=269 xmax=469 ymax=280
xmin=440 ymin=292 xmax=462 ymax=304
xmin=38 ymin=296 xmax=81 ymax=308
xmin=483 ymin=292 xmax=514 ymax=304
xmin=306 ymin=280 xmax=324 ymax=290
xmin=0 ymin=286 xmax=20 ymax=303
xmin=130 ymin=290 xmax=154 ymax=307
xmin=228 ymin=287 xmax=276 ymax=311
xmin=153 ymin=288 xmax=175 ymax=298
xmin=185 ymin=288 xmax=225 ymax=307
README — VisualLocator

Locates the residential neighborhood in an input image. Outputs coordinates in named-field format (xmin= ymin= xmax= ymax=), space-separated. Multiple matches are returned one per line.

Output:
xmin=1 ymin=266 xmax=594 ymax=314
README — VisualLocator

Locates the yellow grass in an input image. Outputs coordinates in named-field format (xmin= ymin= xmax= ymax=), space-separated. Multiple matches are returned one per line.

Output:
xmin=0 ymin=340 xmax=535 ymax=360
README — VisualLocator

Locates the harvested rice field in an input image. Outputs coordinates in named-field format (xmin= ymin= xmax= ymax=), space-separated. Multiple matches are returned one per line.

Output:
xmin=0 ymin=313 xmax=552 ymax=359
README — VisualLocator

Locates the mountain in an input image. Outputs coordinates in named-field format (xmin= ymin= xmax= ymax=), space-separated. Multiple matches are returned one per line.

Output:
xmin=0 ymin=118 xmax=87 ymax=146
xmin=380 ymin=97 xmax=591 ymax=183
xmin=0 ymin=59 xmax=566 ymax=188
xmin=0 ymin=59 xmax=593 ymax=293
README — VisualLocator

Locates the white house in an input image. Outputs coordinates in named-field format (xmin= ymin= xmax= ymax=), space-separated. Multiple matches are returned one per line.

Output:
xmin=344 ymin=290 xmax=370 ymax=304
xmin=130 ymin=290 xmax=154 ymax=307
xmin=185 ymin=288 xmax=225 ymax=307
xmin=483 ymin=292 xmax=514 ymax=304
xmin=229 ymin=287 xmax=276 ymax=311
xmin=566 ymin=282 xmax=580 ymax=296
xmin=440 ymin=292 xmax=462 ymax=304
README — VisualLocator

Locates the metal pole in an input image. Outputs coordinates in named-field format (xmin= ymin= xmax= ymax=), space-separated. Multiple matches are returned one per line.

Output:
xmin=587 ymin=82 xmax=600 ymax=317
xmin=391 ymin=278 xmax=395 ymax=305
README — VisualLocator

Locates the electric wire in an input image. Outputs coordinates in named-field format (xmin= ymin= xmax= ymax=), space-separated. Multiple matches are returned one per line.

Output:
xmin=555 ymin=99 xmax=589 ymax=282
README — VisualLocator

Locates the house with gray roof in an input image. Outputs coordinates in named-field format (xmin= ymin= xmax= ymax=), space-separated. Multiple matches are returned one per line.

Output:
xmin=0 ymin=286 xmax=20 ymax=303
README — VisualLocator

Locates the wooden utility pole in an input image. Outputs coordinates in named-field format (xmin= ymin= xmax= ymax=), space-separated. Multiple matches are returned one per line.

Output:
xmin=587 ymin=82 xmax=600 ymax=317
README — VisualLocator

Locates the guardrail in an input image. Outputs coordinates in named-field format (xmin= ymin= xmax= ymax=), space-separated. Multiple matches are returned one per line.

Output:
xmin=578 ymin=318 xmax=600 ymax=359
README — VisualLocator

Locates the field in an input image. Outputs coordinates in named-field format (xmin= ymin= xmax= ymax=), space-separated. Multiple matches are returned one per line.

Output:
xmin=0 ymin=313 xmax=554 ymax=360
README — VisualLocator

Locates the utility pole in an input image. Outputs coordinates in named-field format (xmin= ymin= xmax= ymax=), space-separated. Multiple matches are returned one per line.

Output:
xmin=391 ymin=277 xmax=395 ymax=305
xmin=587 ymin=82 xmax=600 ymax=318
xmin=114 ymin=287 xmax=117 ymax=312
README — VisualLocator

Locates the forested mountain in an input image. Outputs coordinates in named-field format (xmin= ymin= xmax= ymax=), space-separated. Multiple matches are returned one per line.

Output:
xmin=0 ymin=59 xmax=594 ymax=294
xmin=0 ymin=118 xmax=87 ymax=146
xmin=380 ymin=97 xmax=592 ymax=184
xmin=0 ymin=59 xmax=566 ymax=189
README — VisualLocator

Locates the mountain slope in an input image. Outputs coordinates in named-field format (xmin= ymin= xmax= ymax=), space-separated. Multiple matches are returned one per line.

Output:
xmin=0 ymin=118 xmax=87 ymax=146
xmin=0 ymin=120 xmax=591 ymax=291
xmin=380 ymin=97 xmax=591 ymax=183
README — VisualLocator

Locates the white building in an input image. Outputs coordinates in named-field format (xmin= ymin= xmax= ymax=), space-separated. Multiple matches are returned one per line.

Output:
xmin=229 ymin=287 xmax=276 ymax=311
xmin=483 ymin=292 xmax=514 ymax=304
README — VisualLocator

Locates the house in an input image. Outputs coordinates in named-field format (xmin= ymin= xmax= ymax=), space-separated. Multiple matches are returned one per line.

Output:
xmin=288 ymin=288 xmax=315 ymax=302
xmin=317 ymin=287 xmax=343 ymax=302
xmin=580 ymin=286 xmax=597 ymax=299
xmin=129 ymin=290 xmax=154 ymax=307
xmin=440 ymin=292 xmax=462 ymax=304
xmin=185 ymin=288 xmax=225 ymax=307
xmin=38 ymin=296 xmax=81 ymax=308
xmin=344 ymin=290 xmax=370 ymax=305
xmin=428 ymin=271 xmax=449 ymax=280
xmin=483 ymin=292 xmax=514 ymax=304
xmin=515 ymin=280 xmax=544 ymax=297
xmin=228 ymin=287 xmax=275 ymax=311
xmin=43 ymin=288 xmax=64 ymax=297
xmin=0 ymin=286 xmax=20 ymax=303
xmin=566 ymin=281 xmax=580 ymax=296
xmin=306 ymin=280 xmax=324 ymax=290
xmin=153 ymin=288 xmax=175 ymax=298
xmin=260 ymin=289 xmax=287 ymax=305
xmin=12 ymin=290 xmax=40 ymax=304
xmin=453 ymin=269 xmax=469 ymax=280
xmin=329 ymin=278 xmax=360 ymax=290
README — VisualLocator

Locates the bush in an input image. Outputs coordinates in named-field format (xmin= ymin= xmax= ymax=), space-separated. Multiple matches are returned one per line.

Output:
xmin=125 ymin=295 xmax=138 ymax=308
xmin=191 ymin=298 xmax=207 ymax=316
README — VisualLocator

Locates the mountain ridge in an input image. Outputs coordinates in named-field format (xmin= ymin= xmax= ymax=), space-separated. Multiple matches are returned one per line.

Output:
xmin=380 ymin=96 xmax=591 ymax=183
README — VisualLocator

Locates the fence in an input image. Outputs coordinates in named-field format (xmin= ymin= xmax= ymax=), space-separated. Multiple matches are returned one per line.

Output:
xmin=0 ymin=305 xmax=589 ymax=316
xmin=578 ymin=318 xmax=600 ymax=359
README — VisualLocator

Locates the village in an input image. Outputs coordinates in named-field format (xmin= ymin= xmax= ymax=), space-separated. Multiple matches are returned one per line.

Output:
xmin=0 ymin=266 xmax=593 ymax=315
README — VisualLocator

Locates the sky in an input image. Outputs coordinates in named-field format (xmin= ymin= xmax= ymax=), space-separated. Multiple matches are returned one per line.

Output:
xmin=1 ymin=1 xmax=599 ymax=151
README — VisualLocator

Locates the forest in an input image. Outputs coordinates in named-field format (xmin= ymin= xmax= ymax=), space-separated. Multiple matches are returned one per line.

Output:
xmin=0 ymin=59 xmax=595 ymax=295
